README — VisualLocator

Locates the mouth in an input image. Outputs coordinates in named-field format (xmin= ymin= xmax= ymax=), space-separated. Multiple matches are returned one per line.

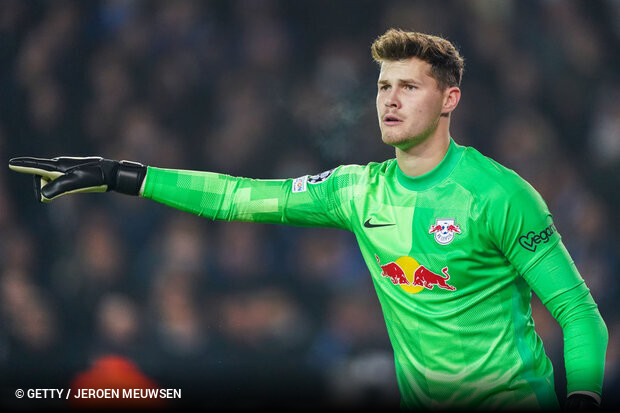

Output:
xmin=383 ymin=114 xmax=403 ymax=126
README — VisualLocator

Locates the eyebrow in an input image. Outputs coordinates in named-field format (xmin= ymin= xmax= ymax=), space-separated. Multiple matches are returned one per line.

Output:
xmin=377 ymin=78 xmax=422 ymax=85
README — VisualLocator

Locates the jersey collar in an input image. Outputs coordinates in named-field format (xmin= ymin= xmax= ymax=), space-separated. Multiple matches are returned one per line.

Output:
xmin=395 ymin=138 xmax=464 ymax=191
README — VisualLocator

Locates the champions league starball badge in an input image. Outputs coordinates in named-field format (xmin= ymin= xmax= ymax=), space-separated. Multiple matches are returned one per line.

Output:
xmin=307 ymin=168 xmax=335 ymax=184
xmin=428 ymin=218 xmax=462 ymax=245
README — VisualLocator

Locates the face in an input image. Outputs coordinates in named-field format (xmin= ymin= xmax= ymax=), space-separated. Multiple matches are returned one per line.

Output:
xmin=376 ymin=57 xmax=448 ymax=150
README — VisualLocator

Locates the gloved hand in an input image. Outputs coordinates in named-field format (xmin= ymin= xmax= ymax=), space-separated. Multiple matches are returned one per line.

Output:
xmin=8 ymin=156 xmax=147 ymax=203
xmin=564 ymin=393 xmax=601 ymax=411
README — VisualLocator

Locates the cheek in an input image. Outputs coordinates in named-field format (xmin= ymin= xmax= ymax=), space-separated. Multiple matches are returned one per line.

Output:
xmin=412 ymin=94 xmax=442 ymax=117
xmin=376 ymin=96 xmax=384 ymax=119
xmin=403 ymin=98 xmax=426 ymax=118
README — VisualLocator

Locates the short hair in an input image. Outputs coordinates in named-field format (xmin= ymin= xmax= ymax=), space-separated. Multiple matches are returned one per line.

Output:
xmin=371 ymin=29 xmax=464 ymax=90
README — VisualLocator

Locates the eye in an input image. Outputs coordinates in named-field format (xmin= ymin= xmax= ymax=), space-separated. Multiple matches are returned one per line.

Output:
xmin=379 ymin=84 xmax=390 ymax=91
xmin=404 ymin=84 xmax=416 ymax=91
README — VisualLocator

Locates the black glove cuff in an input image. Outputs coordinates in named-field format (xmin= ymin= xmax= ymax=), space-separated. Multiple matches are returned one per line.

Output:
xmin=565 ymin=393 xmax=601 ymax=410
xmin=115 ymin=160 xmax=147 ymax=196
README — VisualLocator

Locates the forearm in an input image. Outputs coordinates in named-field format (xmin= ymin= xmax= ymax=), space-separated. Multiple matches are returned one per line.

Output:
xmin=562 ymin=302 xmax=607 ymax=398
xmin=141 ymin=166 xmax=256 ymax=221
xmin=523 ymin=242 xmax=608 ymax=397
xmin=140 ymin=166 xmax=348 ymax=228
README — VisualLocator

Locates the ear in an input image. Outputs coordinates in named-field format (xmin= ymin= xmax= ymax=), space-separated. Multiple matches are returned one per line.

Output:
xmin=441 ymin=86 xmax=461 ymax=116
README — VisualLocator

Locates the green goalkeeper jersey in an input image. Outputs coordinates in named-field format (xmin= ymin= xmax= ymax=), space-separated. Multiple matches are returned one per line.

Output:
xmin=142 ymin=138 xmax=607 ymax=410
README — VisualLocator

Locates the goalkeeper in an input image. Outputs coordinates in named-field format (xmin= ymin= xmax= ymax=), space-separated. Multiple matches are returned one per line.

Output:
xmin=9 ymin=29 xmax=607 ymax=411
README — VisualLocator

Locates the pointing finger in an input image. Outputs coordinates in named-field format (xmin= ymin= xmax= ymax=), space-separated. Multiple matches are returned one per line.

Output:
xmin=9 ymin=157 xmax=64 ymax=180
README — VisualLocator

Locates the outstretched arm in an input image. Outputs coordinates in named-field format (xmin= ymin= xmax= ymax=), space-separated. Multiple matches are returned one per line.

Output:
xmin=8 ymin=157 xmax=353 ymax=230
xmin=140 ymin=166 xmax=351 ymax=229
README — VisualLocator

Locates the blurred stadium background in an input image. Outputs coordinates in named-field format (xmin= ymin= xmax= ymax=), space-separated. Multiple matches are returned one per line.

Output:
xmin=1 ymin=0 xmax=619 ymax=409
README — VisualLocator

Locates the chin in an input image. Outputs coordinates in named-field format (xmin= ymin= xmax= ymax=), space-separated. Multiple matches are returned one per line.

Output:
xmin=382 ymin=132 xmax=427 ymax=151
xmin=382 ymin=132 xmax=411 ymax=147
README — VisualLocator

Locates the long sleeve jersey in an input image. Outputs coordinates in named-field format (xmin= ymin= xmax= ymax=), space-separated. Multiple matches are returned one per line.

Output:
xmin=142 ymin=138 xmax=607 ymax=410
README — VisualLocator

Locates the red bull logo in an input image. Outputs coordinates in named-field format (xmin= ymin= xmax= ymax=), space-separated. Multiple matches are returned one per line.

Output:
xmin=375 ymin=254 xmax=456 ymax=293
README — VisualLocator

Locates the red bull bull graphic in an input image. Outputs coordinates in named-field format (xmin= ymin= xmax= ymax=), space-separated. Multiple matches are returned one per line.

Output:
xmin=429 ymin=224 xmax=443 ymax=234
xmin=375 ymin=254 xmax=456 ymax=293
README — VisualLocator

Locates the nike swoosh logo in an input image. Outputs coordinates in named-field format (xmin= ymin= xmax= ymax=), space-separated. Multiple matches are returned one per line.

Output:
xmin=364 ymin=219 xmax=395 ymax=228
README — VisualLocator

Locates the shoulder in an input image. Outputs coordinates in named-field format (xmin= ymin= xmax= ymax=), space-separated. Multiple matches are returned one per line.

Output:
xmin=451 ymin=144 xmax=552 ymax=221
xmin=454 ymin=145 xmax=540 ymax=201
xmin=332 ymin=159 xmax=396 ymax=184
xmin=314 ymin=160 xmax=396 ymax=200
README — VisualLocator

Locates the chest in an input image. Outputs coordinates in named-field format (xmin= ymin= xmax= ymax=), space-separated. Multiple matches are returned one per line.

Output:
xmin=354 ymin=189 xmax=480 ymax=253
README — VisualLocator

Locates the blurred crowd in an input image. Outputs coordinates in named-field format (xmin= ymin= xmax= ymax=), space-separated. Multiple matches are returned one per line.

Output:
xmin=0 ymin=0 xmax=619 ymax=409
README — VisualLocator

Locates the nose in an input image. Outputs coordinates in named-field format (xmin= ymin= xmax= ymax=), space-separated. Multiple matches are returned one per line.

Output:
xmin=384 ymin=89 xmax=400 ymax=109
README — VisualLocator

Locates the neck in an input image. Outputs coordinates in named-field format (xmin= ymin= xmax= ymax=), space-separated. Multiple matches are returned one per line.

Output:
xmin=395 ymin=122 xmax=451 ymax=177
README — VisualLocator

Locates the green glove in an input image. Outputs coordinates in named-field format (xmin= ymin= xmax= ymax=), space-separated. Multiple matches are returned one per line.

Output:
xmin=8 ymin=156 xmax=147 ymax=203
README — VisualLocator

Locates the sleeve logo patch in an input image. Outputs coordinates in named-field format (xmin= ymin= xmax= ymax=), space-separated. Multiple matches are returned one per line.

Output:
xmin=292 ymin=176 xmax=308 ymax=193
xmin=518 ymin=223 xmax=557 ymax=252
xmin=308 ymin=168 xmax=335 ymax=184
